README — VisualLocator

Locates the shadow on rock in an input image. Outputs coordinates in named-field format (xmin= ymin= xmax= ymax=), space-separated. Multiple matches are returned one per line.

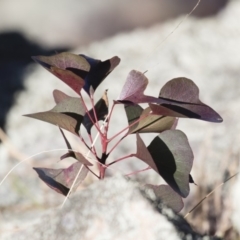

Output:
xmin=0 ymin=32 xmax=68 ymax=131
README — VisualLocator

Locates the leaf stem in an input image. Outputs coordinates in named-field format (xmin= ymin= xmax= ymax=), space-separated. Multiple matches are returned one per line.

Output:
xmin=107 ymin=134 xmax=127 ymax=155
xmin=108 ymin=111 xmax=150 ymax=142
xmin=88 ymin=133 xmax=98 ymax=156
xmin=125 ymin=166 xmax=151 ymax=176
xmin=107 ymin=153 xmax=134 ymax=166
xmin=90 ymin=91 xmax=100 ymax=130
xmin=85 ymin=165 xmax=100 ymax=179
xmin=80 ymin=93 xmax=103 ymax=136
xmin=105 ymin=102 xmax=116 ymax=134
xmin=99 ymin=165 xmax=106 ymax=179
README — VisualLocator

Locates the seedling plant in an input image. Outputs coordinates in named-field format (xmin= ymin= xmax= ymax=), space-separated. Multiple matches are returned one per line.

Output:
xmin=25 ymin=52 xmax=222 ymax=212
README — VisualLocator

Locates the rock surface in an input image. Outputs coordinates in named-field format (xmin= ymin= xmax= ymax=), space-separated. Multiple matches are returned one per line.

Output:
xmin=2 ymin=175 xmax=220 ymax=240
xmin=0 ymin=0 xmax=240 ymax=237
xmin=0 ymin=0 xmax=227 ymax=48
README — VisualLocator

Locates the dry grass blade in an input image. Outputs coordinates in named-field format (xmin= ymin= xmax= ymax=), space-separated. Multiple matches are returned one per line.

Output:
xmin=0 ymin=127 xmax=27 ymax=161
xmin=138 ymin=0 xmax=201 ymax=71
xmin=184 ymin=172 xmax=239 ymax=219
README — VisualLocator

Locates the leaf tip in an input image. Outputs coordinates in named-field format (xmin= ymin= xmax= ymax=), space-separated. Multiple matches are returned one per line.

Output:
xmin=110 ymin=56 xmax=121 ymax=68
xmin=32 ymin=56 xmax=51 ymax=69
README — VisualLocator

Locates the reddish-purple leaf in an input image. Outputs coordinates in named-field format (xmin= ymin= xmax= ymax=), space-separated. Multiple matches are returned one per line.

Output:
xmin=118 ymin=70 xmax=159 ymax=104
xmin=33 ymin=162 xmax=88 ymax=196
xmin=135 ymin=131 xmax=193 ymax=198
xmin=79 ymin=55 xmax=120 ymax=94
xmin=124 ymin=104 xmax=175 ymax=134
xmin=151 ymin=77 xmax=223 ymax=122
xmin=83 ymin=90 xmax=109 ymax=133
xmin=117 ymin=71 xmax=222 ymax=122
xmin=32 ymin=52 xmax=120 ymax=95
xmin=59 ymin=128 xmax=93 ymax=166
xmin=53 ymin=89 xmax=70 ymax=104
xmin=24 ymin=94 xmax=85 ymax=135
xmin=32 ymin=53 xmax=88 ymax=95
xmin=146 ymin=184 xmax=184 ymax=212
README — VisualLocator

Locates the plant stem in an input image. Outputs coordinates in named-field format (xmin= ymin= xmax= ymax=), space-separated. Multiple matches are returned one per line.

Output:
xmin=78 ymin=134 xmax=91 ymax=150
xmin=107 ymin=153 xmax=134 ymax=166
xmin=107 ymin=134 xmax=127 ymax=155
xmin=85 ymin=165 xmax=99 ymax=179
xmin=80 ymin=93 xmax=103 ymax=136
xmin=99 ymin=164 xmax=106 ymax=179
xmin=125 ymin=166 xmax=151 ymax=176
xmin=108 ymin=111 xmax=150 ymax=142
xmin=105 ymin=102 xmax=116 ymax=134
xmin=88 ymin=134 xmax=98 ymax=156
xmin=90 ymin=91 xmax=100 ymax=130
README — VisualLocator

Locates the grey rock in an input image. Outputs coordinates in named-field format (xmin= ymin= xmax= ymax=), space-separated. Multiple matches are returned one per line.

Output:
xmin=0 ymin=0 xmax=227 ymax=48
xmin=2 ymin=175 xmax=220 ymax=240
xmin=1 ymin=0 xmax=240 ymax=236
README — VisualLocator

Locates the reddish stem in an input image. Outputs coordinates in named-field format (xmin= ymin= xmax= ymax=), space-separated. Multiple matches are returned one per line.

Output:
xmin=80 ymin=93 xmax=103 ymax=136
xmin=107 ymin=133 xmax=127 ymax=155
xmin=108 ymin=111 xmax=151 ymax=142
xmin=125 ymin=166 xmax=151 ymax=176
xmin=90 ymin=92 xmax=100 ymax=130
xmin=107 ymin=153 xmax=134 ymax=166
xmin=99 ymin=164 xmax=106 ymax=179
xmin=105 ymin=102 xmax=116 ymax=133
xmin=88 ymin=134 xmax=97 ymax=156
xmin=85 ymin=165 xmax=100 ymax=179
